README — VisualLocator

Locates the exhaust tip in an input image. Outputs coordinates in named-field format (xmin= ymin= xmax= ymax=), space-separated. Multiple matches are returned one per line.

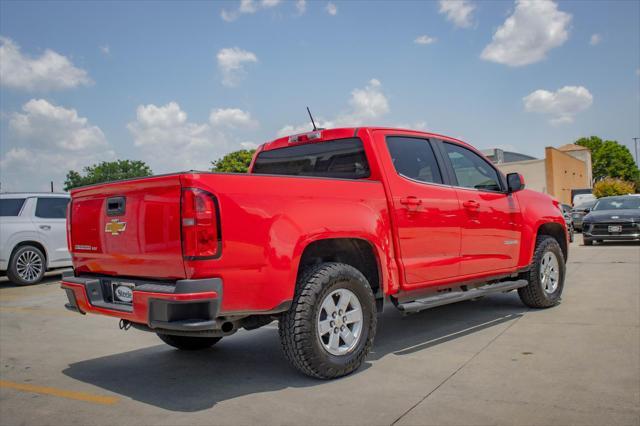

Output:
xmin=221 ymin=321 xmax=235 ymax=333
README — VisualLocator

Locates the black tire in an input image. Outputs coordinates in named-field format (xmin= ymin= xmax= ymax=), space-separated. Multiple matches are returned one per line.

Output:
xmin=157 ymin=333 xmax=222 ymax=350
xmin=279 ymin=262 xmax=377 ymax=379
xmin=583 ymin=237 xmax=593 ymax=246
xmin=7 ymin=245 xmax=46 ymax=286
xmin=518 ymin=236 xmax=565 ymax=308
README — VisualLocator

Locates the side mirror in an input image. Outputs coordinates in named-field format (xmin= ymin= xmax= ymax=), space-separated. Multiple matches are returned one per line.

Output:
xmin=583 ymin=208 xmax=591 ymax=213
xmin=506 ymin=173 xmax=525 ymax=193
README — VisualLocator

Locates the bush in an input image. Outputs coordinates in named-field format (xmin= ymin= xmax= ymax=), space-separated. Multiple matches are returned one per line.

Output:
xmin=593 ymin=178 xmax=636 ymax=198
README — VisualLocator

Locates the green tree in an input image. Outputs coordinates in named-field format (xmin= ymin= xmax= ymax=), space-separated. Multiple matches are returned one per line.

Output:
xmin=64 ymin=160 xmax=153 ymax=191
xmin=211 ymin=149 xmax=256 ymax=173
xmin=575 ymin=136 xmax=639 ymax=182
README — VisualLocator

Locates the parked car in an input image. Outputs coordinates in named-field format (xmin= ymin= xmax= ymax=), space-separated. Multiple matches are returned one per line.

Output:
xmin=61 ymin=127 xmax=568 ymax=379
xmin=582 ymin=195 xmax=640 ymax=245
xmin=572 ymin=199 xmax=597 ymax=232
xmin=573 ymin=193 xmax=596 ymax=207
xmin=1 ymin=193 xmax=71 ymax=285
xmin=560 ymin=204 xmax=575 ymax=242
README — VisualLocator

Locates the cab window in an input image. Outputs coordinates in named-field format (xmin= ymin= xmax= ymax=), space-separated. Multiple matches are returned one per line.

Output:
xmin=253 ymin=138 xmax=370 ymax=179
xmin=444 ymin=143 xmax=502 ymax=192
xmin=385 ymin=137 xmax=443 ymax=184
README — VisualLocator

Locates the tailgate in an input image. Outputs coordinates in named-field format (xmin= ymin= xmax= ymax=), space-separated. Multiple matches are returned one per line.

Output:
xmin=70 ymin=174 xmax=186 ymax=279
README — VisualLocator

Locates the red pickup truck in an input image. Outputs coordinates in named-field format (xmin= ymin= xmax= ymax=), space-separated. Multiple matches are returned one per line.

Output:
xmin=62 ymin=127 xmax=568 ymax=379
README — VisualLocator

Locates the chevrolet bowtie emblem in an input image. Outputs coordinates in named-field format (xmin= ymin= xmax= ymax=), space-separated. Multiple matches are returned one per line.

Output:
xmin=105 ymin=219 xmax=127 ymax=236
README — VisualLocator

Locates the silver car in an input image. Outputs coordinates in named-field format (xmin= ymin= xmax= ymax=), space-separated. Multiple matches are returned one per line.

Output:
xmin=0 ymin=193 xmax=71 ymax=285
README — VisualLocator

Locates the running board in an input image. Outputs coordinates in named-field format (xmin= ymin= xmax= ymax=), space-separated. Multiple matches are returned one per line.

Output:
xmin=395 ymin=280 xmax=528 ymax=314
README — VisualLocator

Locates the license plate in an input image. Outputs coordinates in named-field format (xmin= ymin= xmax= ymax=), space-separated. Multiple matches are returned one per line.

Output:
xmin=608 ymin=225 xmax=622 ymax=233
xmin=111 ymin=281 xmax=135 ymax=305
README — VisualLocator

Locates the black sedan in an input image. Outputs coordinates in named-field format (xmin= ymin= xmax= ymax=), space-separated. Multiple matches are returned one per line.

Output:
xmin=582 ymin=195 xmax=640 ymax=245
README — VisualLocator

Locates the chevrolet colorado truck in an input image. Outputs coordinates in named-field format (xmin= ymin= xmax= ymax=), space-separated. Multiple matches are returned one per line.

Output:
xmin=62 ymin=127 xmax=568 ymax=379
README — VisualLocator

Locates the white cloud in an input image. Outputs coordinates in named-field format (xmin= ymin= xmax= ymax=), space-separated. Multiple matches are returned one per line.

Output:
xmin=438 ymin=0 xmax=475 ymax=28
xmin=0 ymin=99 xmax=114 ymax=191
xmin=209 ymin=108 xmax=258 ymax=128
xmin=278 ymin=79 xmax=390 ymax=136
xmin=221 ymin=0 xmax=284 ymax=21
xmin=217 ymin=47 xmax=258 ymax=87
xmin=0 ymin=36 xmax=92 ymax=91
xmin=349 ymin=78 xmax=389 ymax=121
xmin=589 ymin=33 xmax=602 ymax=46
xmin=261 ymin=0 xmax=281 ymax=7
xmin=240 ymin=142 xmax=259 ymax=150
xmin=99 ymin=45 xmax=110 ymax=55
xmin=414 ymin=35 xmax=437 ymax=45
xmin=523 ymin=86 xmax=593 ymax=125
xmin=295 ymin=0 xmax=306 ymax=14
xmin=127 ymin=102 xmax=256 ymax=172
xmin=481 ymin=0 xmax=571 ymax=67
xmin=326 ymin=2 xmax=337 ymax=16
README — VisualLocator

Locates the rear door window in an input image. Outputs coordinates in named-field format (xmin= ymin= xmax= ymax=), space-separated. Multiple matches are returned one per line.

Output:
xmin=35 ymin=197 xmax=70 ymax=219
xmin=253 ymin=138 xmax=370 ymax=179
xmin=386 ymin=137 xmax=443 ymax=184
xmin=0 ymin=199 xmax=26 ymax=216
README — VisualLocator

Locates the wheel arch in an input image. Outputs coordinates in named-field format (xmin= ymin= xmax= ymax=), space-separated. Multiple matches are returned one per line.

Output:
xmin=296 ymin=237 xmax=383 ymax=303
xmin=536 ymin=222 xmax=568 ymax=262
xmin=10 ymin=240 xmax=49 ymax=267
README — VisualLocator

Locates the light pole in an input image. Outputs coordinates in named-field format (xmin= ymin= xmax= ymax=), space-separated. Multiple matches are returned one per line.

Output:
xmin=634 ymin=137 xmax=639 ymax=168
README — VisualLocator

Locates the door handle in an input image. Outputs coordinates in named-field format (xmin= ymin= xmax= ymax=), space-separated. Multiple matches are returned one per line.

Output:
xmin=39 ymin=225 xmax=51 ymax=231
xmin=400 ymin=196 xmax=422 ymax=209
xmin=463 ymin=200 xmax=480 ymax=210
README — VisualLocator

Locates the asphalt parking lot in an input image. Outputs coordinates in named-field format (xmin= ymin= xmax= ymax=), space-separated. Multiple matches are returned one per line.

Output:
xmin=0 ymin=240 xmax=638 ymax=426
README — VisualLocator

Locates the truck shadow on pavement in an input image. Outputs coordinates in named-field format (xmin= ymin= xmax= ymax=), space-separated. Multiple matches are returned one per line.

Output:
xmin=63 ymin=292 xmax=526 ymax=412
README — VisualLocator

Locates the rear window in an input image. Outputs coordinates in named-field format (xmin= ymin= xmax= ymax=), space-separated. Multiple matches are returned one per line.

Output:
xmin=35 ymin=197 xmax=69 ymax=219
xmin=252 ymin=138 xmax=370 ymax=179
xmin=0 ymin=198 xmax=26 ymax=216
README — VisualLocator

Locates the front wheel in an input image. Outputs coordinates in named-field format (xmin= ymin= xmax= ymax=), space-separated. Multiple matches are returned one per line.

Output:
xmin=279 ymin=262 xmax=377 ymax=379
xmin=518 ymin=236 xmax=566 ymax=308
xmin=157 ymin=333 xmax=222 ymax=350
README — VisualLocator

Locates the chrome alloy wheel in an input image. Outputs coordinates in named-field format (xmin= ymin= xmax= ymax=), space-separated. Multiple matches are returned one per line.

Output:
xmin=15 ymin=249 xmax=43 ymax=282
xmin=540 ymin=251 xmax=560 ymax=294
xmin=317 ymin=288 xmax=363 ymax=356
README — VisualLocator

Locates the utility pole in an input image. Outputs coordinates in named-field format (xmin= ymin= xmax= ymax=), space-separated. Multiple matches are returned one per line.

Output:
xmin=634 ymin=137 xmax=639 ymax=168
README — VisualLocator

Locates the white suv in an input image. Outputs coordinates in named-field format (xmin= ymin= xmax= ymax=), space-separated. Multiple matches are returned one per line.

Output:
xmin=0 ymin=193 xmax=71 ymax=285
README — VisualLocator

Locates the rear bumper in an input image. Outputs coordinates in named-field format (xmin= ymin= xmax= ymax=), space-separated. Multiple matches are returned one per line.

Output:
xmin=61 ymin=272 xmax=223 ymax=332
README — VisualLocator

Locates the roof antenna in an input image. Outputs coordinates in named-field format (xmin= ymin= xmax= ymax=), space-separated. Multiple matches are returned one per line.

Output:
xmin=306 ymin=106 xmax=318 ymax=131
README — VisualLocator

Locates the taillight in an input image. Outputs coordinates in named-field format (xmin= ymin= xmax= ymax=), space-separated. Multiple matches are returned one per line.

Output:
xmin=181 ymin=188 xmax=221 ymax=259
xmin=66 ymin=200 xmax=72 ymax=252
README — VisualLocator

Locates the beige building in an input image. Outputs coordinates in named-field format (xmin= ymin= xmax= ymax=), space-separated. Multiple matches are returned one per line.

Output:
xmin=484 ymin=145 xmax=592 ymax=205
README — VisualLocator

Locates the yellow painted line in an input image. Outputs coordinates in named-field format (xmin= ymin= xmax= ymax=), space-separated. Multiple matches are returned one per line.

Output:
xmin=0 ymin=306 xmax=76 ymax=317
xmin=0 ymin=380 xmax=119 ymax=405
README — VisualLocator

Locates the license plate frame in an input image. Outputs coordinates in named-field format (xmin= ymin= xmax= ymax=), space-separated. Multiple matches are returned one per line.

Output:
xmin=111 ymin=281 xmax=135 ymax=305
xmin=608 ymin=225 xmax=622 ymax=233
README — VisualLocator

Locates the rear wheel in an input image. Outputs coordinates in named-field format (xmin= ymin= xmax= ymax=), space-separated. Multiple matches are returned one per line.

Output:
xmin=279 ymin=262 xmax=376 ymax=379
xmin=518 ymin=236 xmax=565 ymax=308
xmin=7 ymin=245 xmax=46 ymax=286
xmin=157 ymin=333 xmax=222 ymax=350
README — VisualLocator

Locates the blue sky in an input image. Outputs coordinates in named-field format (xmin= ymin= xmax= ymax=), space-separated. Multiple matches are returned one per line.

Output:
xmin=1 ymin=0 xmax=639 ymax=191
